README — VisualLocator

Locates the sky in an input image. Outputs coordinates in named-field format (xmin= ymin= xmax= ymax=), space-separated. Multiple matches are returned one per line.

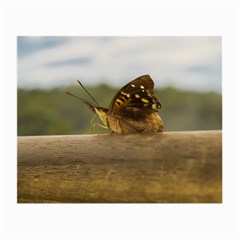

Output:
xmin=17 ymin=36 xmax=222 ymax=93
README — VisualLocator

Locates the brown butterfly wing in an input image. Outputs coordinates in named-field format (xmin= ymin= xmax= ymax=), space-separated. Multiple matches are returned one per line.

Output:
xmin=108 ymin=75 xmax=161 ymax=113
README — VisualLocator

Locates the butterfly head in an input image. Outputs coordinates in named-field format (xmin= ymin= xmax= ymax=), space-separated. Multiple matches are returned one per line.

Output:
xmin=84 ymin=102 xmax=108 ymax=127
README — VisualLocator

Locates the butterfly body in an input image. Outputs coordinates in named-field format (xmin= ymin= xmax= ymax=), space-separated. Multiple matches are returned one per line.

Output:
xmin=84 ymin=75 xmax=163 ymax=134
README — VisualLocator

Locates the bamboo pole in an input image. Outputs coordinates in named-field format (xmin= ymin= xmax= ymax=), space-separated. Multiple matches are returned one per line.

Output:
xmin=18 ymin=130 xmax=222 ymax=203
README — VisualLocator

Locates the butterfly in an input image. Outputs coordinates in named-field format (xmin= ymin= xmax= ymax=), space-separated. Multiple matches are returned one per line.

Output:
xmin=66 ymin=74 xmax=163 ymax=134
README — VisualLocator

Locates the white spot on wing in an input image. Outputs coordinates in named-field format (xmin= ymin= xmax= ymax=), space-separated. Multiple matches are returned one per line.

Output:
xmin=140 ymin=85 xmax=144 ymax=89
xmin=121 ymin=91 xmax=130 ymax=98
xmin=131 ymin=84 xmax=135 ymax=87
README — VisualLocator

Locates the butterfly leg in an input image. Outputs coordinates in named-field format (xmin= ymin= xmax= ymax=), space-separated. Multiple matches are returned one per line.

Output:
xmin=94 ymin=122 xmax=108 ymax=129
xmin=86 ymin=115 xmax=98 ymax=134
xmin=87 ymin=115 xmax=108 ymax=133
xmin=88 ymin=122 xmax=108 ymax=134
xmin=88 ymin=115 xmax=97 ymax=133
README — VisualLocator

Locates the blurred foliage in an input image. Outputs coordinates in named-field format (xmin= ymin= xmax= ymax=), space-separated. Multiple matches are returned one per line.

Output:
xmin=17 ymin=85 xmax=222 ymax=136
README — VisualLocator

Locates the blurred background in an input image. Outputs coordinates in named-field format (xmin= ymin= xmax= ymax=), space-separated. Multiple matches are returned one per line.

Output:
xmin=17 ymin=36 xmax=222 ymax=136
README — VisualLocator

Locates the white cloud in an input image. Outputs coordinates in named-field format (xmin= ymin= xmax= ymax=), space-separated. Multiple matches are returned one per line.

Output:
xmin=18 ymin=36 xmax=221 ymax=92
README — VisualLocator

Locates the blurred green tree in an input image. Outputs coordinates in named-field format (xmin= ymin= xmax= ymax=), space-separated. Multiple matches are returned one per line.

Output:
xmin=17 ymin=85 xmax=222 ymax=136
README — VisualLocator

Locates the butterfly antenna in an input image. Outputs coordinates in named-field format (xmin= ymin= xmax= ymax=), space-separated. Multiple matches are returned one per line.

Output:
xmin=77 ymin=80 xmax=99 ymax=106
xmin=65 ymin=91 xmax=88 ymax=102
